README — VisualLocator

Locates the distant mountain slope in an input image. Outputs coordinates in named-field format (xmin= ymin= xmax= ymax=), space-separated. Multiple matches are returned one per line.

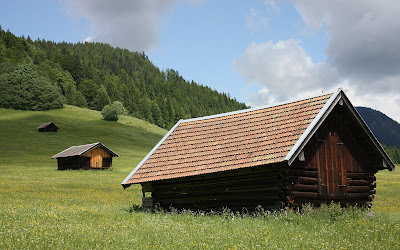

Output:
xmin=356 ymin=107 xmax=400 ymax=148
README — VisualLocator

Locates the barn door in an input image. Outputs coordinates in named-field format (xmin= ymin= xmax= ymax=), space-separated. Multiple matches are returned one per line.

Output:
xmin=89 ymin=148 xmax=103 ymax=168
xmin=316 ymin=115 xmax=348 ymax=198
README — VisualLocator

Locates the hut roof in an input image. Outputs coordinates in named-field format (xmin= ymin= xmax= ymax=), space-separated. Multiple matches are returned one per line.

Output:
xmin=37 ymin=122 xmax=58 ymax=129
xmin=122 ymin=89 xmax=394 ymax=187
xmin=51 ymin=142 xmax=119 ymax=159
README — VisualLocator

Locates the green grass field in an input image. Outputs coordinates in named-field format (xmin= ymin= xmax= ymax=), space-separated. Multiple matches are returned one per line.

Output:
xmin=0 ymin=106 xmax=399 ymax=249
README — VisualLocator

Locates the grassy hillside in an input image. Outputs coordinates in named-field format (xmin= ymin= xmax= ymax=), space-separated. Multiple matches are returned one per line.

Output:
xmin=0 ymin=105 xmax=165 ymax=167
xmin=0 ymin=107 xmax=399 ymax=249
xmin=0 ymin=106 xmax=166 ymax=221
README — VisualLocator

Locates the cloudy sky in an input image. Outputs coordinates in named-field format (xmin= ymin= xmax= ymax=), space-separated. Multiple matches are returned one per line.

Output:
xmin=1 ymin=0 xmax=400 ymax=122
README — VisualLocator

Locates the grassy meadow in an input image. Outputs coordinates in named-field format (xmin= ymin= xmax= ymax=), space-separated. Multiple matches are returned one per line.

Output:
xmin=0 ymin=106 xmax=399 ymax=249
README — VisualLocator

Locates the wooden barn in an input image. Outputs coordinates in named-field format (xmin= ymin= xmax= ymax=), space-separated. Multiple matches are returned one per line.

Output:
xmin=52 ymin=142 xmax=118 ymax=170
xmin=122 ymin=89 xmax=395 ymax=211
xmin=38 ymin=122 xmax=58 ymax=132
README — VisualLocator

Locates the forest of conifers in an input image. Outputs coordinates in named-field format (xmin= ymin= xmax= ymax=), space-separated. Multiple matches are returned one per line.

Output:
xmin=2 ymin=26 xmax=400 ymax=163
xmin=0 ymin=27 xmax=248 ymax=129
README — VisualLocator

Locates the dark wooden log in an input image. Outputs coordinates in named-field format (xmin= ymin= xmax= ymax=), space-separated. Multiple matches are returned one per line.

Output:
xmin=347 ymin=179 xmax=370 ymax=186
xmin=152 ymin=179 xmax=282 ymax=196
xmin=154 ymin=192 xmax=281 ymax=204
xmin=369 ymin=189 xmax=376 ymax=195
xmin=153 ymin=187 xmax=283 ymax=199
xmin=347 ymin=186 xmax=371 ymax=193
xmin=155 ymin=165 xmax=281 ymax=186
xmin=290 ymin=184 xmax=318 ymax=192
xmin=291 ymin=191 xmax=319 ymax=200
xmin=156 ymin=195 xmax=282 ymax=208
xmin=289 ymin=169 xmax=318 ymax=177
xmin=347 ymin=193 xmax=374 ymax=201
xmin=347 ymin=172 xmax=374 ymax=179
xmin=154 ymin=172 xmax=282 ymax=190
xmin=289 ymin=176 xmax=318 ymax=185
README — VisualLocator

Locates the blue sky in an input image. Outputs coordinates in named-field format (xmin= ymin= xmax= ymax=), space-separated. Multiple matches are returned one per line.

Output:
xmin=1 ymin=0 xmax=400 ymax=122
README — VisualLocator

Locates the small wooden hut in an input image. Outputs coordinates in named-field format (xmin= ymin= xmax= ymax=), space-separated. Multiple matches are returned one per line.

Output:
xmin=38 ymin=122 xmax=58 ymax=132
xmin=122 ymin=89 xmax=395 ymax=211
xmin=52 ymin=142 xmax=118 ymax=170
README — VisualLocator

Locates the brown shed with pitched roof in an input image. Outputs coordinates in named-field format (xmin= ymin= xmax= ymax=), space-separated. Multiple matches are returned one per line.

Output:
xmin=52 ymin=142 xmax=118 ymax=170
xmin=38 ymin=122 xmax=58 ymax=132
xmin=122 ymin=90 xmax=394 ymax=211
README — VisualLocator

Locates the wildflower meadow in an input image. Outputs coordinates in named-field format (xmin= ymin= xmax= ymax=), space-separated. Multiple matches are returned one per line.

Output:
xmin=0 ymin=107 xmax=399 ymax=249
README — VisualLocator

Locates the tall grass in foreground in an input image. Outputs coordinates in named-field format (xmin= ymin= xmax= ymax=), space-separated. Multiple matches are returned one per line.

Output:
xmin=0 ymin=107 xmax=399 ymax=249
xmin=1 ymin=201 xmax=399 ymax=249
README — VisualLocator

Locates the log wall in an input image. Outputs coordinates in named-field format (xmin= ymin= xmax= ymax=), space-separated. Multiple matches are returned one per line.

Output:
xmin=57 ymin=156 xmax=81 ymax=170
xmin=145 ymin=164 xmax=288 ymax=212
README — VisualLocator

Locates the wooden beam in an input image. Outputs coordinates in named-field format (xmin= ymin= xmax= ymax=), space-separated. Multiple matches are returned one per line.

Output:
xmin=289 ymin=169 xmax=318 ymax=177
xmin=290 ymin=184 xmax=318 ymax=192
xmin=348 ymin=186 xmax=371 ymax=193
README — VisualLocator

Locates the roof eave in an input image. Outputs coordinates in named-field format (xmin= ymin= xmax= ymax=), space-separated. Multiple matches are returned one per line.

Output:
xmin=285 ymin=89 xmax=342 ymax=166
xmin=51 ymin=142 xmax=119 ymax=159
xmin=121 ymin=119 xmax=184 ymax=187
xmin=81 ymin=142 xmax=119 ymax=157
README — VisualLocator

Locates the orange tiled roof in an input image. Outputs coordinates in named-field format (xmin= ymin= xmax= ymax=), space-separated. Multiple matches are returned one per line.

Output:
xmin=124 ymin=93 xmax=333 ymax=184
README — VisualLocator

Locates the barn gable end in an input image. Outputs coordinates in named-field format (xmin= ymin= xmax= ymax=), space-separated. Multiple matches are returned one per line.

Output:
xmin=122 ymin=89 xmax=394 ymax=211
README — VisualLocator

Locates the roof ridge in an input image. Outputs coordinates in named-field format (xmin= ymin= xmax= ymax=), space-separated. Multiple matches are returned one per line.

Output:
xmin=51 ymin=142 xmax=106 ymax=159
xmin=69 ymin=142 xmax=99 ymax=148
xmin=181 ymin=91 xmax=335 ymax=124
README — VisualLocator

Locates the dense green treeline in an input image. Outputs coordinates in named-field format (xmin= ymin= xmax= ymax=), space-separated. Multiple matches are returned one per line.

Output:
xmin=382 ymin=144 xmax=400 ymax=164
xmin=0 ymin=26 xmax=248 ymax=129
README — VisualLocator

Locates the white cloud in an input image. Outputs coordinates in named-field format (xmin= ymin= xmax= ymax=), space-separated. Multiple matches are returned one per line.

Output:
xmin=63 ymin=0 xmax=186 ymax=52
xmin=294 ymin=0 xmax=400 ymax=122
xmin=246 ymin=8 xmax=269 ymax=35
xmin=235 ymin=0 xmax=400 ymax=122
xmin=233 ymin=39 xmax=340 ymax=106
xmin=294 ymin=0 xmax=400 ymax=81
xmin=84 ymin=36 xmax=94 ymax=42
